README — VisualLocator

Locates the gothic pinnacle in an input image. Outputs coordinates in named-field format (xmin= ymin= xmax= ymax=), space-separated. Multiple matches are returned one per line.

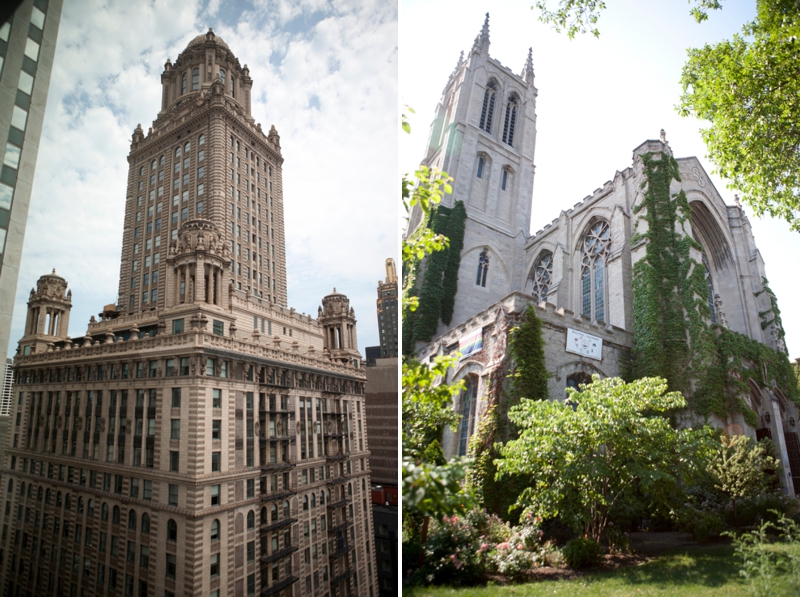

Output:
xmin=472 ymin=12 xmax=490 ymax=53
xmin=523 ymin=47 xmax=534 ymax=82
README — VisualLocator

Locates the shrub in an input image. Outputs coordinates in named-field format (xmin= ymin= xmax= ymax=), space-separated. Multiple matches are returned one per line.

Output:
xmin=724 ymin=494 xmax=800 ymax=529
xmin=419 ymin=513 xmax=488 ymax=585
xmin=729 ymin=515 xmax=800 ymax=597
xmin=674 ymin=505 xmax=724 ymax=542
xmin=562 ymin=537 xmax=604 ymax=568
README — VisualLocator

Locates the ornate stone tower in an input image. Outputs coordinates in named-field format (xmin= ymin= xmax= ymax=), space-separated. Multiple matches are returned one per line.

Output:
xmin=319 ymin=289 xmax=360 ymax=366
xmin=408 ymin=14 xmax=538 ymax=336
xmin=118 ymin=28 xmax=287 ymax=315
xmin=19 ymin=269 xmax=71 ymax=354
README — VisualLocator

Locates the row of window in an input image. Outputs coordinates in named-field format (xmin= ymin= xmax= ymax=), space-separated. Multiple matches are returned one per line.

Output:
xmin=479 ymin=79 xmax=519 ymax=147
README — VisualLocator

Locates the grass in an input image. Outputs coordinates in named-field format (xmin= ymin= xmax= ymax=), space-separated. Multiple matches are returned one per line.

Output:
xmin=402 ymin=544 xmax=747 ymax=596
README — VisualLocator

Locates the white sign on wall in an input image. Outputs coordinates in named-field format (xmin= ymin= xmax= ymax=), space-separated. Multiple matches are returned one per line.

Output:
xmin=566 ymin=328 xmax=603 ymax=361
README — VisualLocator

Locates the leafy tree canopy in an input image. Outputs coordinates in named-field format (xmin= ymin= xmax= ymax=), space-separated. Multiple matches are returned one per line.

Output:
xmin=496 ymin=376 xmax=714 ymax=540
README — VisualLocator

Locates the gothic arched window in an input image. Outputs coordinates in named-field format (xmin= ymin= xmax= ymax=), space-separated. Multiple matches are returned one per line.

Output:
xmin=457 ymin=376 xmax=478 ymax=456
xmin=192 ymin=68 xmax=199 ymax=90
xmin=502 ymin=93 xmax=518 ymax=146
xmin=501 ymin=167 xmax=513 ymax=191
xmin=476 ymin=250 xmax=489 ymax=287
xmin=476 ymin=156 xmax=485 ymax=179
xmin=580 ymin=220 xmax=611 ymax=322
xmin=702 ymin=252 xmax=716 ymax=323
xmin=566 ymin=372 xmax=593 ymax=397
xmin=529 ymin=251 xmax=553 ymax=304
xmin=479 ymin=80 xmax=497 ymax=133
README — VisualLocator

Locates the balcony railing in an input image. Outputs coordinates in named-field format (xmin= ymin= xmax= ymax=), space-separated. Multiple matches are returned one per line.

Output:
xmin=260 ymin=575 xmax=298 ymax=597
xmin=260 ymin=516 xmax=297 ymax=534
xmin=260 ymin=545 xmax=298 ymax=566
xmin=330 ymin=569 xmax=355 ymax=586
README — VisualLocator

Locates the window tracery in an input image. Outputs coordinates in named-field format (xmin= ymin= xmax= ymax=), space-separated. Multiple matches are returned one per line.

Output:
xmin=479 ymin=80 xmax=497 ymax=133
xmin=529 ymin=251 xmax=553 ymax=304
xmin=580 ymin=220 xmax=611 ymax=322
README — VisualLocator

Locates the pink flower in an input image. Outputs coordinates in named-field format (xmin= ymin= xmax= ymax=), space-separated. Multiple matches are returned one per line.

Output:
xmin=497 ymin=542 xmax=509 ymax=550
xmin=480 ymin=543 xmax=489 ymax=551
xmin=517 ymin=543 xmax=524 ymax=550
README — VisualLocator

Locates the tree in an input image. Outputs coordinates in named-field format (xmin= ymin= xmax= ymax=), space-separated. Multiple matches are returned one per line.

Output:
xmin=496 ymin=376 xmax=712 ymax=541
xmin=707 ymin=433 xmax=781 ymax=503
xmin=533 ymin=0 xmax=800 ymax=230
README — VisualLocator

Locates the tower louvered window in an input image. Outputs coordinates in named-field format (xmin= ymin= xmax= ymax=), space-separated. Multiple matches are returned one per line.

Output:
xmin=502 ymin=94 xmax=518 ymax=146
xmin=476 ymin=250 xmax=489 ymax=287
xmin=479 ymin=80 xmax=497 ymax=133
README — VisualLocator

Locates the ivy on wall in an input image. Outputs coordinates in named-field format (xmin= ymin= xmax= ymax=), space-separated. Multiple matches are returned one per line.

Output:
xmin=467 ymin=305 xmax=549 ymax=520
xmin=756 ymin=277 xmax=786 ymax=342
xmin=403 ymin=201 xmax=467 ymax=351
xmin=631 ymin=150 xmax=798 ymax=422
xmin=631 ymin=151 xmax=718 ymax=399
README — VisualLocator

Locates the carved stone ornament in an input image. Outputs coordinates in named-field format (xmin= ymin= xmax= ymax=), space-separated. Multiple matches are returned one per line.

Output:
xmin=37 ymin=414 xmax=45 ymax=427
xmin=126 ymin=424 xmax=132 ymax=435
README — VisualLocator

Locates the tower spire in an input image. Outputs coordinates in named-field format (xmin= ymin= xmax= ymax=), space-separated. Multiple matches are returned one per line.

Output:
xmin=523 ymin=47 xmax=534 ymax=83
xmin=472 ymin=13 xmax=490 ymax=54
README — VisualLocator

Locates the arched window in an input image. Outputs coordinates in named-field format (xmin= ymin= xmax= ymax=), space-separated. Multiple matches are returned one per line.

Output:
xmin=476 ymin=155 xmax=485 ymax=179
xmin=159 ymin=155 xmax=164 ymax=166
xmin=192 ymin=68 xmax=199 ymax=90
xmin=151 ymin=160 xmax=156 ymax=170
xmin=45 ymin=489 xmax=51 ymax=504
xmin=211 ymin=519 xmax=220 ymax=541
xmin=219 ymin=69 xmax=226 ymax=87
xmin=270 ymin=504 xmax=278 ymax=522
xmin=198 ymin=134 xmax=205 ymax=145
xmin=476 ymin=250 xmax=489 ymax=287
xmin=19 ymin=481 xmax=24 ymax=497
xmin=501 ymin=167 xmax=511 ymax=191
xmin=348 ymin=483 xmax=353 ymax=497
xmin=112 ymin=505 xmax=120 ymax=525
xmin=167 ymin=519 xmax=178 ymax=541
xmin=128 ymin=509 xmax=136 ymax=530
xmin=231 ymin=76 xmax=235 ymax=98
xmin=6 ymin=479 xmax=11 ymax=494
xmin=101 ymin=502 xmax=108 ymax=521
xmin=580 ymin=220 xmax=611 ymax=322
xmin=56 ymin=491 xmax=62 ymax=507
xmin=37 ymin=487 xmax=43 ymax=501
xmin=247 ymin=510 xmax=255 ymax=529
xmin=283 ymin=500 xmax=290 ymax=518
xmin=141 ymin=513 xmax=150 ymax=534
xmin=311 ymin=493 xmax=316 ymax=508
xmin=302 ymin=495 xmax=309 ymax=511
xmin=319 ymin=491 xmax=325 ymax=505
xmin=502 ymin=94 xmax=519 ymax=146
xmin=479 ymin=80 xmax=497 ymax=133
xmin=181 ymin=72 xmax=187 ymax=95
xmin=701 ymin=252 xmax=716 ymax=323
xmin=184 ymin=142 xmax=190 ymax=153
xmin=457 ymin=376 xmax=478 ymax=456
xmin=566 ymin=372 xmax=593 ymax=397
xmin=87 ymin=499 xmax=95 ymax=517
xmin=529 ymin=251 xmax=553 ymax=304
xmin=175 ymin=146 xmax=181 ymax=159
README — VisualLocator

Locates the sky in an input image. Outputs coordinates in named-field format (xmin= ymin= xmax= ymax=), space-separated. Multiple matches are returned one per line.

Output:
xmin=9 ymin=0 xmax=397 ymax=355
xmin=399 ymin=0 xmax=800 ymax=360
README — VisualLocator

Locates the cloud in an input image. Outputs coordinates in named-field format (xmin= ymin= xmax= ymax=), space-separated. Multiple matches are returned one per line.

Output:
xmin=9 ymin=0 xmax=397 ymax=356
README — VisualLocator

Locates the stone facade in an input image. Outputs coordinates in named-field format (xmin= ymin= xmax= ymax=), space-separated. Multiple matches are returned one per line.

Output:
xmin=376 ymin=260 xmax=398 ymax=359
xmin=0 ymin=32 xmax=378 ymax=597
xmin=364 ymin=358 xmax=397 ymax=488
xmin=408 ymin=16 xmax=800 ymax=494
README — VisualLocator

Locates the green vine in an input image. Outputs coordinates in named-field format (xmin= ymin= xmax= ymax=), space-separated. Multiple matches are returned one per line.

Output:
xmin=755 ymin=277 xmax=786 ymax=342
xmin=631 ymin=151 xmax=797 ymax=422
xmin=405 ymin=201 xmax=467 ymax=346
xmin=467 ymin=306 xmax=549 ymax=521
xmin=631 ymin=151 xmax=717 ymax=399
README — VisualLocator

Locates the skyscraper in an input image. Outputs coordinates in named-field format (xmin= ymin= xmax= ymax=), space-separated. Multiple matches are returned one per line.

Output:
xmin=1 ymin=30 xmax=377 ymax=597
xmin=0 ymin=0 xmax=62 ymax=397
xmin=375 ymin=259 xmax=397 ymax=359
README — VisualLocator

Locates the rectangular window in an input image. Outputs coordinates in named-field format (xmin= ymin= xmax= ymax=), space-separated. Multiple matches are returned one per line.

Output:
xmin=210 ymin=553 xmax=219 ymax=577
xmin=170 ymin=451 xmax=179 ymax=472
xmin=212 ymin=420 xmax=221 ymax=440
xmin=168 ymin=484 xmax=178 ymax=506
xmin=166 ymin=554 xmax=176 ymax=578
xmin=170 ymin=419 xmax=180 ymax=440
xmin=143 ymin=480 xmax=152 ymax=500
xmin=212 ymin=451 xmax=220 ymax=472
xmin=171 ymin=387 xmax=181 ymax=407
xmin=213 ymin=389 xmax=221 ymax=408
xmin=213 ymin=320 xmax=224 ymax=336
xmin=206 ymin=358 xmax=216 ymax=377
xmin=211 ymin=484 xmax=220 ymax=506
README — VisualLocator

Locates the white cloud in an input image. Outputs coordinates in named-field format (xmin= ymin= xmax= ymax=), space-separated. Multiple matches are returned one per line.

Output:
xmin=9 ymin=0 xmax=397 ymax=356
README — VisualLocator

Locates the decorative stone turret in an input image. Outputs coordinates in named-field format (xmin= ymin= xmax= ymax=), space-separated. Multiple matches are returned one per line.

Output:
xmin=19 ymin=270 xmax=72 ymax=355
xmin=318 ymin=288 xmax=361 ymax=366
xmin=166 ymin=218 xmax=229 ymax=309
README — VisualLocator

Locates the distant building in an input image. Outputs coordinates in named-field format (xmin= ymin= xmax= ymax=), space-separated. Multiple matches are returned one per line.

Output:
xmin=376 ymin=259 xmax=398 ymax=358
xmin=0 ymin=358 xmax=12 ymax=416
xmin=364 ymin=346 xmax=380 ymax=367
xmin=0 ymin=0 xmax=63 ymax=391
xmin=364 ymin=357 xmax=397 ymax=488
xmin=371 ymin=501 xmax=397 ymax=597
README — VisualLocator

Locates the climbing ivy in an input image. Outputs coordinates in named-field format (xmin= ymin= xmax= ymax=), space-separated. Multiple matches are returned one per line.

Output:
xmin=631 ymin=151 xmax=718 ymax=399
xmin=405 ymin=201 xmax=467 ymax=346
xmin=631 ymin=150 xmax=797 ymax=422
xmin=467 ymin=306 xmax=549 ymax=520
xmin=755 ymin=277 xmax=786 ymax=343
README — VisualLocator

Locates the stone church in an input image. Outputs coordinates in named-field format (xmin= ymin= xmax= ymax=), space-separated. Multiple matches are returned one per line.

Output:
xmin=407 ymin=15 xmax=800 ymax=495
